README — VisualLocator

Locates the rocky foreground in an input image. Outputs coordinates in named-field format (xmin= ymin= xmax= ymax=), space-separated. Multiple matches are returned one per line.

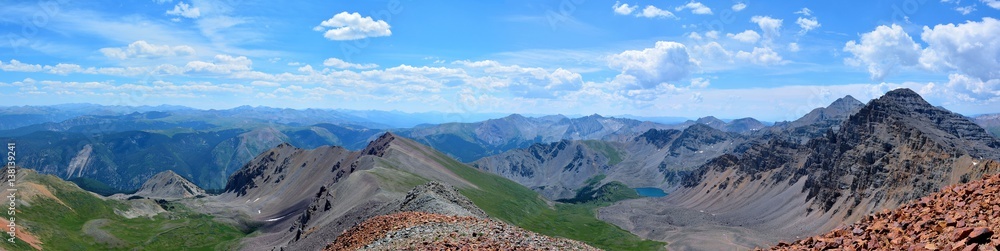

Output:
xmin=325 ymin=211 xmax=598 ymax=251
xmin=771 ymin=174 xmax=1000 ymax=250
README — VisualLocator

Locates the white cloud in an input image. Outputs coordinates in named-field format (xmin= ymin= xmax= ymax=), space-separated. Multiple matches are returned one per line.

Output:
xmin=794 ymin=8 xmax=812 ymax=16
xmin=919 ymin=17 xmax=1000 ymax=81
xmin=732 ymin=3 xmax=747 ymax=12
xmin=751 ymin=16 xmax=783 ymax=43
xmin=736 ymin=47 xmax=784 ymax=66
xmin=691 ymin=42 xmax=733 ymax=64
xmin=323 ymin=58 xmax=379 ymax=69
xmin=727 ymin=30 xmax=761 ymax=43
xmin=675 ymin=1 xmax=713 ymax=15
xmin=99 ymin=40 xmax=195 ymax=60
xmin=690 ymin=77 xmax=710 ymax=88
xmin=613 ymin=1 xmax=637 ymax=15
xmin=637 ymin=5 xmax=676 ymax=19
xmin=608 ymin=41 xmax=694 ymax=89
xmin=166 ymin=2 xmax=200 ymax=19
xmin=954 ymin=5 xmax=977 ymax=14
xmin=297 ymin=65 xmax=315 ymax=73
xmin=705 ymin=30 xmax=719 ymax=39
xmin=789 ymin=42 xmax=801 ymax=52
xmin=314 ymin=12 xmax=391 ymax=41
xmin=982 ymin=0 xmax=1000 ymax=9
xmin=945 ymin=73 xmax=1000 ymax=102
xmin=843 ymin=24 xmax=922 ymax=81
xmin=0 ymin=60 xmax=44 ymax=72
xmin=185 ymin=54 xmax=252 ymax=74
xmin=796 ymin=17 xmax=821 ymax=34
xmin=250 ymin=81 xmax=281 ymax=87
xmin=688 ymin=32 xmax=703 ymax=40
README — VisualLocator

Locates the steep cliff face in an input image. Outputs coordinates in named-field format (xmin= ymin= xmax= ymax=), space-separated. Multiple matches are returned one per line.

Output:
xmin=600 ymin=89 xmax=1000 ymax=249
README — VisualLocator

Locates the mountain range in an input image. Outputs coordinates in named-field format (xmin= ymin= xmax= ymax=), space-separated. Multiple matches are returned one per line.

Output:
xmin=597 ymin=89 xmax=1000 ymax=250
xmin=2 ymin=88 xmax=999 ymax=250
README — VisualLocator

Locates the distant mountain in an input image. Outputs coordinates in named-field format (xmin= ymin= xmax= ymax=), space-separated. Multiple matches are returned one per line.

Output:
xmin=334 ymin=109 xmax=511 ymax=128
xmin=671 ymin=116 xmax=768 ymax=134
xmin=770 ymin=95 xmax=866 ymax=143
xmin=11 ymin=123 xmax=380 ymax=191
xmin=0 ymin=104 xmax=192 ymax=130
xmin=472 ymin=123 xmax=745 ymax=200
xmin=398 ymin=114 xmax=671 ymax=162
xmin=599 ymin=89 xmax=1000 ymax=249
xmin=974 ymin=113 xmax=1000 ymax=138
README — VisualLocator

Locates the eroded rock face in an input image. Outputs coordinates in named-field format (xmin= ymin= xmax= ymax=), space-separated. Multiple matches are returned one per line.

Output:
xmin=771 ymin=172 xmax=1000 ymax=250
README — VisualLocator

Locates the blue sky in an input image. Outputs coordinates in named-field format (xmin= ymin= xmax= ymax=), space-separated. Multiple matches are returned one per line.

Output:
xmin=0 ymin=0 xmax=998 ymax=121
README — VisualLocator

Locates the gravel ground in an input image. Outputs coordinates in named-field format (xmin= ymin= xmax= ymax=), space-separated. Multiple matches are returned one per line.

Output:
xmin=326 ymin=211 xmax=599 ymax=251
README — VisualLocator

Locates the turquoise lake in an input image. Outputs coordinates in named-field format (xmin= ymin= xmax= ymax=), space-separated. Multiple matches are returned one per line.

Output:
xmin=634 ymin=187 xmax=667 ymax=197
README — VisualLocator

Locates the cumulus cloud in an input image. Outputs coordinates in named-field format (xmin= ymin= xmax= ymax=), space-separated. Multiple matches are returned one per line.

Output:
xmin=843 ymin=24 xmax=922 ymax=81
xmin=736 ymin=47 xmax=783 ymax=66
xmin=0 ymin=60 xmax=44 ymax=72
xmin=732 ymin=3 xmax=747 ymax=12
xmin=691 ymin=42 xmax=733 ymax=64
xmin=323 ymin=57 xmax=379 ymax=69
xmin=99 ymin=41 xmax=195 ymax=60
xmin=794 ymin=8 xmax=812 ymax=16
xmin=789 ymin=42 xmax=801 ymax=52
xmin=608 ymin=41 xmax=694 ymax=89
xmin=954 ymin=5 xmax=977 ymax=15
xmin=945 ymin=73 xmax=1000 ymax=102
xmin=727 ymin=30 xmax=761 ymax=43
xmin=314 ymin=12 xmax=391 ymax=41
xmin=185 ymin=54 xmax=252 ymax=74
xmin=166 ymin=2 xmax=200 ymax=19
xmin=637 ymin=5 xmax=675 ymax=19
xmin=796 ymin=17 xmax=820 ymax=34
xmin=675 ymin=1 xmax=713 ymax=15
xmin=985 ymin=0 xmax=1000 ymax=9
xmin=919 ymin=17 xmax=1000 ymax=81
xmin=751 ymin=16 xmax=783 ymax=43
xmin=613 ymin=1 xmax=637 ymax=15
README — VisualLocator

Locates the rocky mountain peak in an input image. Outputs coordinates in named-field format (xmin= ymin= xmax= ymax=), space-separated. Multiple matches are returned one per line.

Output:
xmin=828 ymin=95 xmax=864 ymax=111
xmin=133 ymin=170 xmax=205 ymax=199
xmin=362 ymin=132 xmax=398 ymax=157
xmin=394 ymin=181 xmax=489 ymax=218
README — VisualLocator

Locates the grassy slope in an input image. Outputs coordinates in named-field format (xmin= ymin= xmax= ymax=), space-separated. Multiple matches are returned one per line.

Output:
xmin=0 ymin=172 xmax=245 ymax=251
xmin=582 ymin=140 xmax=624 ymax=166
xmin=397 ymin=140 xmax=665 ymax=251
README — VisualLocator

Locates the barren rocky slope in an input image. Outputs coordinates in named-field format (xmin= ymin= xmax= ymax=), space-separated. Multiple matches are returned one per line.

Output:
xmin=472 ymin=123 xmax=744 ymax=200
xmin=771 ymin=173 xmax=1000 ymax=250
xmin=129 ymin=170 xmax=205 ymax=199
xmin=599 ymin=89 xmax=1000 ymax=250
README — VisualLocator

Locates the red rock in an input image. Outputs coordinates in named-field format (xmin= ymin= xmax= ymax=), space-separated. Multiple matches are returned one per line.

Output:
xmin=952 ymin=228 xmax=974 ymax=242
xmin=960 ymin=244 xmax=977 ymax=251
xmin=968 ymin=227 xmax=993 ymax=243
